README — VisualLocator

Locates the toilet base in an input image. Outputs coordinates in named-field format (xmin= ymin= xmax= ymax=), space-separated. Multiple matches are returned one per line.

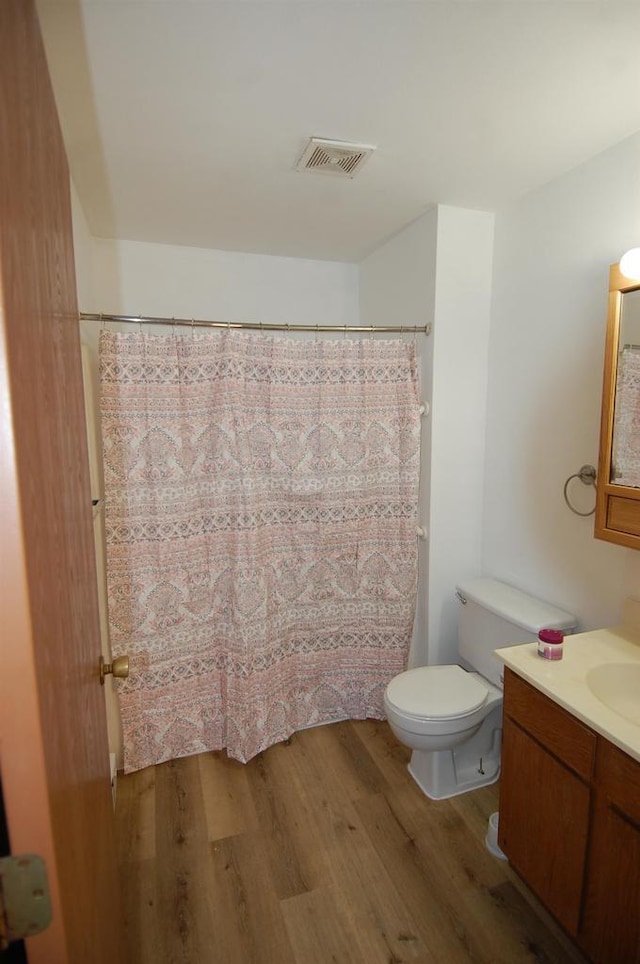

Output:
xmin=407 ymin=704 xmax=502 ymax=800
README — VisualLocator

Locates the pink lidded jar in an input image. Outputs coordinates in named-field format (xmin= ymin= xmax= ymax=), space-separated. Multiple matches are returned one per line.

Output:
xmin=537 ymin=628 xmax=564 ymax=660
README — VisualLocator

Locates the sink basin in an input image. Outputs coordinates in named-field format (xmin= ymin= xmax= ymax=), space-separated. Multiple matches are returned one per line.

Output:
xmin=586 ymin=663 xmax=640 ymax=727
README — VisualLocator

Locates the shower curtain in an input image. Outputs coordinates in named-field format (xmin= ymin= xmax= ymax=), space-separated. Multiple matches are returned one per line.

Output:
xmin=100 ymin=328 xmax=420 ymax=772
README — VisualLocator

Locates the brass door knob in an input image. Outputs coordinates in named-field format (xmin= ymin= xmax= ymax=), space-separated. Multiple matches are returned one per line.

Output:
xmin=99 ymin=654 xmax=130 ymax=685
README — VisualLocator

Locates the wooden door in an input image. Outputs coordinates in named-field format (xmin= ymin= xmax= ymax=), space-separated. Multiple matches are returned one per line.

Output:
xmin=0 ymin=3 xmax=125 ymax=962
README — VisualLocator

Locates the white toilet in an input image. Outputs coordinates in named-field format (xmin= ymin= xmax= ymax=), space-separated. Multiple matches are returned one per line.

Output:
xmin=384 ymin=578 xmax=576 ymax=800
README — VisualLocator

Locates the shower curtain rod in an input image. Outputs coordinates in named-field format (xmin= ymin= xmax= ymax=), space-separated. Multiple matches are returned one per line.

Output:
xmin=80 ymin=312 xmax=432 ymax=336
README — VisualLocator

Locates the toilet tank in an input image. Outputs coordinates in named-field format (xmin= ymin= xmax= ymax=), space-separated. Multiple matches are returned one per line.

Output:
xmin=456 ymin=578 xmax=577 ymax=688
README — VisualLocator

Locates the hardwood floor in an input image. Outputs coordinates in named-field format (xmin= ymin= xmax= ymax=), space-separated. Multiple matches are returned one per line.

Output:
xmin=115 ymin=720 xmax=586 ymax=964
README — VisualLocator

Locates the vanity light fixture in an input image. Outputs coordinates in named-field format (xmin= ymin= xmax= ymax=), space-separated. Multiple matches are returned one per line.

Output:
xmin=619 ymin=248 xmax=640 ymax=280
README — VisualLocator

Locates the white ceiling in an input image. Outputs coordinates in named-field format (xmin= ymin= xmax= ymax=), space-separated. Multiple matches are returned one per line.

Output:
xmin=37 ymin=1 xmax=640 ymax=263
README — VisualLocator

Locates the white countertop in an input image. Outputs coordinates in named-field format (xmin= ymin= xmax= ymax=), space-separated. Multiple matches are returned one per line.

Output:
xmin=495 ymin=617 xmax=640 ymax=764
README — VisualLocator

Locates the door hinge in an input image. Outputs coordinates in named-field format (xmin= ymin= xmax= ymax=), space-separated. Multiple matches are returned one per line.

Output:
xmin=0 ymin=854 xmax=52 ymax=949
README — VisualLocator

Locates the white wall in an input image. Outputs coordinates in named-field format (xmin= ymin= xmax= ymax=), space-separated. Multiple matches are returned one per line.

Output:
xmin=483 ymin=130 xmax=640 ymax=631
xmin=429 ymin=206 xmax=495 ymax=664
xmin=89 ymin=238 xmax=358 ymax=328
xmin=359 ymin=206 xmax=495 ymax=668
xmin=359 ymin=209 xmax=438 ymax=667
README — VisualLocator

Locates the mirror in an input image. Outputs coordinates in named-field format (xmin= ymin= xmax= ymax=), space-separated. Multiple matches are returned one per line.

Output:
xmin=595 ymin=265 xmax=640 ymax=548
xmin=611 ymin=288 xmax=640 ymax=487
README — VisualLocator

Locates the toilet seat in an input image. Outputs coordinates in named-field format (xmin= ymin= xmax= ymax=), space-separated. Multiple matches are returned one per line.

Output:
xmin=385 ymin=665 xmax=488 ymax=721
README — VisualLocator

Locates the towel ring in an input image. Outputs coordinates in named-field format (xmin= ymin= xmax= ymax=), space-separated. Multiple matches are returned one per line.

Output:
xmin=563 ymin=464 xmax=597 ymax=516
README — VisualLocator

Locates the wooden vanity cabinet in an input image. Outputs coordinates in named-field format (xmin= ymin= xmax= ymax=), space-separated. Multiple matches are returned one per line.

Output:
xmin=498 ymin=670 xmax=594 ymax=936
xmin=499 ymin=669 xmax=640 ymax=963
xmin=580 ymin=739 xmax=640 ymax=964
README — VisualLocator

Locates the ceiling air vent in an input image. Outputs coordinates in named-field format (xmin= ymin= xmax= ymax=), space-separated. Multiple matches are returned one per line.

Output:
xmin=295 ymin=137 xmax=376 ymax=178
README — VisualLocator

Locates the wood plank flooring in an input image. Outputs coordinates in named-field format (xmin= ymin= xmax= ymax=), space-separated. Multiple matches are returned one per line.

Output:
xmin=115 ymin=720 xmax=586 ymax=964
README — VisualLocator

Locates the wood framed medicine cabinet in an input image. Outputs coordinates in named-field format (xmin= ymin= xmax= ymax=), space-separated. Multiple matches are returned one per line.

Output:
xmin=595 ymin=263 xmax=640 ymax=549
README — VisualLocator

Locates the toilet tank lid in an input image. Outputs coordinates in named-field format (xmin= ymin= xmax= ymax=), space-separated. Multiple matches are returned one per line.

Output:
xmin=456 ymin=578 xmax=577 ymax=633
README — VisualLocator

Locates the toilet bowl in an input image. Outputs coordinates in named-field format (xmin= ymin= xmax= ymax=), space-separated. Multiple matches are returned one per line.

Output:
xmin=385 ymin=665 xmax=501 ymax=750
xmin=384 ymin=578 xmax=577 ymax=800
xmin=384 ymin=665 xmax=503 ymax=799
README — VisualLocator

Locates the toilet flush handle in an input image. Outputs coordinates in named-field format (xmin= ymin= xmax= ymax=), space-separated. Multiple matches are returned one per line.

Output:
xmin=455 ymin=590 xmax=467 ymax=605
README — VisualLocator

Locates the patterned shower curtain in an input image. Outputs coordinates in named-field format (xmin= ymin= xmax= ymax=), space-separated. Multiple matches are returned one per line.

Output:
xmin=99 ymin=328 xmax=420 ymax=772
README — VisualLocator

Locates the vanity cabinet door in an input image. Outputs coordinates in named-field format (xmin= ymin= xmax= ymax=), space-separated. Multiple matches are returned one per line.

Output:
xmin=579 ymin=741 xmax=640 ymax=964
xmin=498 ymin=716 xmax=591 ymax=936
